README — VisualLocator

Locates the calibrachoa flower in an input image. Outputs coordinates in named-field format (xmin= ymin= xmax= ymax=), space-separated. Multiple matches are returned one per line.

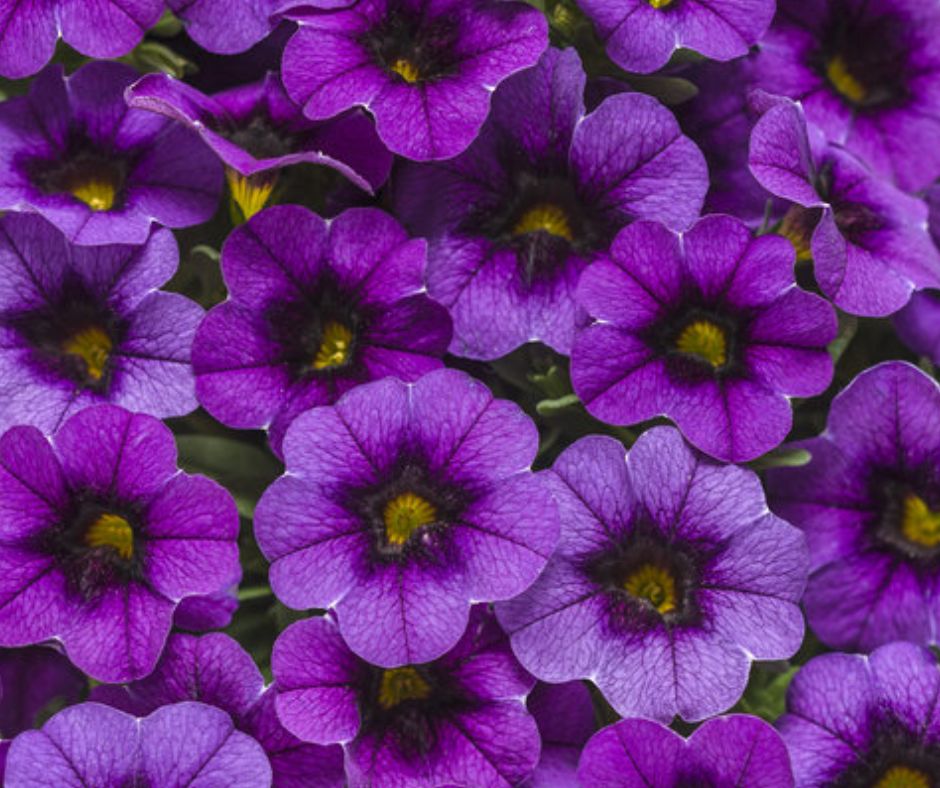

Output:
xmin=526 ymin=681 xmax=596 ymax=787
xmin=192 ymin=205 xmax=452 ymax=457
xmin=578 ymin=0 xmax=775 ymax=75
xmin=895 ymin=290 xmax=940 ymax=366
xmin=255 ymin=369 xmax=559 ymax=666
xmin=571 ymin=215 xmax=836 ymax=463
xmin=5 ymin=702 xmax=272 ymax=787
xmin=751 ymin=0 xmax=940 ymax=192
xmin=167 ymin=0 xmax=276 ymax=54
xmin=0 ymin=62 xmax=222 ymax=246
xmin=496 ymin=429 xmax=808 ymax=721
xmin=0 ymin=405 xmax=240 ymax=682
xmin=126 ymin=72 xmax=393 ymax=220
xmin=93 ymin=632 xmax=345 ymax=787
xmin=280 ymin=0 xmax=548 ymax=160
xmin=273 ymin=609 xmax=540 ymax=788
xmin=749 ymin=97 xmax=940 ymax=317
xmin=778 ymin=642 xmax=940 ymax=786
xmin=578 ymin=715 xmax=794 ymax=787
xmin=0 ymin=213 xmax=203 ymax=435
xmin=394 ymin=47 xmax=708 ymax=359
xmin=767 ymin=361 xmax=940 ymax=652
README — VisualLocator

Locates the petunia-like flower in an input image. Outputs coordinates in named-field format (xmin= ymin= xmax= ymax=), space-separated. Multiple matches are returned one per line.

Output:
xmin=578 ymin=0 xmax=775 ymax=75
xmin=255 ymin=369 xmax=559 ymax=667
xmin=570 ymin=215 xmax=836 ymax=463
xmin=526 ymin=681 xmax=596 ymax=787
xmin=394 ymin=47 xmax=708 ymax=360
xmin=0 ymin=213 xmax=203 ymax=435
xmin=0 ymin=405 xmax=240 ymax=682
xmin=126 ymin=72 xmax=393 ymax=221
xmin=578 ymin=715 xmax=794 ymax=787
xmin=280 ymin=0 xmax=547 ymax=161
xmin=167 ymin=0 xmax=275 ymax=54
xmin=497 ymin=429 xmax=808 ymax=722
xmin=750 ymin=0 xmax=940 ymax=193
xmin=5 ymin=701 xmax=272 ymax=787
xmin=778 ymin=641 xmax=940 ymax=786
xmin=0 ymin=62 xmax=222 ymax=246
xmin=273 ymin=608 xmax=541 ymax=788
xmin=749 ymin=96 xmax=940 ymax=317
xmin=767 ymin=361 xmax=940 ymax=653
xmin=192 ymin=204 xmax=452 ymax=457
xmin=93 ymin=632 xmax=345 ymax=787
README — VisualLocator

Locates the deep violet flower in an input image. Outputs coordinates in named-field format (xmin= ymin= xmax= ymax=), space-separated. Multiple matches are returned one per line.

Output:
xmin=570 ymin=215 xmax=836 ymax=463
xmin=394 ymin=47 xmax=708 ymax=360
xmin=496 ymin=429 xmax=808 ymax=722
xmin=254 ymin=369 xmax=559 ymax=667
xmin=167 ymin=0 xmax=276 ymax=54
xmin=126 ymin=72 xmax=393 ymax=220
xmin=280 ymin=0 xmax=548 ymax=161
xmin=525 ymin=681 xmax=596 ymax=788
xmin=578 ymin=715 xmax=794 ymax=787
xmin=767 ymin=361 xmax=940 ymax=653
xmin=0 ymin=405 xmax=240 ymax=682
xmin=5 ymin=702 xmax=272 ymax=787
xmin=0 ymin=213 xmax=203 ymax=435
xmin=778 ymin=642 xmax=940 ymax=786
xmin=749 ymin=96 xmax=940 ymax=317
xmin=578 ymin=0 xmax=775 ymax=75
xmin=93 ymin=632 xmax=345 ymax=787
xmin=0 ymin=63 xmax=222 ymax=246
xmin=191 ymin=204 xmax=452 ymax=457
xmin=273 ymin=608 xmax=540 ymax=788
xmin=750 ymin=0 xmax=940 ymax=193
xmin=172 ymin=576 xmax=241 ymax=632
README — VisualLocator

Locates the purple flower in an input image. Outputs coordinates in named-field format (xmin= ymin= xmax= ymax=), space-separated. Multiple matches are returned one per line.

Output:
xmin=778 ymin=641 xmax=940 ymax=786
xmin=273 ymin=609 xmax=541 ymax=787
xmin=167 ymin=0 xmax=277 ymax=54
xmin=394 ymin=47 xmax=708 ymax=360
xmin=526 ymin=681 xmax=596 ymax=787
xmin=126 ymin=72 xmax=393 ymax=220
xmin=192 ymin=205 xmax=452 ymax=457
xmin=895 ymin=290 xmax=940 ymax=366
xmin=750 ymin=0 xmax=940 ymax=193
xmin=570 ymin=215 xmax=836 ymax=463
xmin=578 ymin=0 xmax=775 ymax=75
xmin=496 ymin=428 xmax=808 ymax=722
xmin=749 ymin=96 xmax=940 ymax=317
xmin=767 ymin=361 xmax=940 ymax=653
xmin=255 ymin=369 xmax=559 ymax=667
xmin=0 ymin=213 xmax=203 ymax=435
xmin=173 ymin=577 xmax=241 ymax=632
xmin=0 ymin=0 xmax=163 ymax=79
xmin=0 ymin=63 xmax=222 ymax=246
xmin=280 ymin=0 xmax=548 ymax=161
xmin=0 ymin=405 xmax=240 ymax=682
xmin=93 ymin=632 xmax=345 ymax=787
xmin=5 ymin=701 xmax=272 ymax=787
xmin=578 ymin=715 xmax=794 ymax=787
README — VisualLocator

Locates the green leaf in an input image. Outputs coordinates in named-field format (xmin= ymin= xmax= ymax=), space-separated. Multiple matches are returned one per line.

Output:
xmin=536 ymin=393 xmax=582 ymax=416
xmin=748 ymin=446 xmax=812 ymax=472
xmin=828 ymin=311 xmax=859 ymax=364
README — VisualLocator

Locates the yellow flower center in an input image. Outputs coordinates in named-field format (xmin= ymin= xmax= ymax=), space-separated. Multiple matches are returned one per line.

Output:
xmin=389 ymin=58 xmax=421 ymax=83
xmin=383 ymin=492 xmax=438 ymax=546
xmin=313 ymin=321 xmax=354 ymax=370
xmin=623 ymin=563 xmax=677 ymax=614
xmin=84 ymin=513 xmax=134 ymax=560
xmin=378 ymin=667 xmax=431 ymax=710
xmin=648 ymin=0 xmax=674 ymax=7
xmin=62 ymin=326 xmax=112 ymax=382
xmin=226 ymin=169 xmax=277 ymax=222
xmin=826 ymin=55 xmax=867 ymax=105
xmin=874 ymin=765 xmax=931 ymax=788
xmin=900 ymin=494 xmax=940 ymax=549
xmin=69 ymin=176 xmax=117 ymax=212
xmin=512 ymin=203 xmax=574 ymax=241
xmin=675 ymin=320 xmax=728 ymax=368
xmin=778 ymin=206 xmax=814 ymax=262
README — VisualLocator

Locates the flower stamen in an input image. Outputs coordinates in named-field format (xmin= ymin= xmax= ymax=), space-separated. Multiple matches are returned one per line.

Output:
xmin=378 ymin=667 xmax=431 ymax=709
xmin=675 ymin=320 xmax=728 ymax=368
xmin=874 ymin=765 xmax=930 ymax=788
xmin=84 ymin=513 xmax=134 ymax=560
xmin=389 ymin=58 xmax=421 ymax=83
xmin=69 ymin=176 xmax=117 ymax=212
xmin=826 ymin=55 xmax=868 ymax=105
xmin=313 ymin=321 xmax=354 ymax=370
xmin=383 ymin=492 xmax=438 ymax=546
xmin=900 ymin=494 xmax=940 ymax=548
xmin=512 ymin=203 xmax=574 ymax=241
xmin=62 ymin=326 xmax=112 ymax=382
xmin=624 ymin=563 xmax=677 ymax=614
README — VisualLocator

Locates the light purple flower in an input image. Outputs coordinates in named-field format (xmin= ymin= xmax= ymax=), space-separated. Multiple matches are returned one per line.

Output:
xmin=525 ymin=681 xmax=596 ymax=788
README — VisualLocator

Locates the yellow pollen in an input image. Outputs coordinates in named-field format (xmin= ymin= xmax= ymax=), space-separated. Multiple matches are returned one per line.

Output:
xmin=778 ymin=207 xmax=814 ymax=262
xmin=675 ymin=320 xmax=728 ymax=368
xmin=874 ymin=765 xmax=931 ymax=788
xmin=62 ymin=326 xmax=112 ymax=382
xmin=383 ymin=492 xmax=437 ymax=546
xmin=70 ymin=176 xmax=117 ymax=212
xmin=378 ymin=667 xmax=431 ymax=710
xmin=389 ymin=58 xmax=421 ymax=83
xmin=624 ymin=564 xmax=677 ymax=614
xmin=648 ymin=0 xmax=674 ymax=7
xmin=826 ymin=55 xmax=868 ymax=105
xmin=84 ymin=513 xmax=134 ymax=560
xmin=313 ymin=321 xmax=354 ymax=370
xmin=226 ymin=169 xmax=276 ymax=222
xmin=512 ymin=203 xmax=574 ymax=241
xmin=900 ymin=494 xmax=940 ymax=549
